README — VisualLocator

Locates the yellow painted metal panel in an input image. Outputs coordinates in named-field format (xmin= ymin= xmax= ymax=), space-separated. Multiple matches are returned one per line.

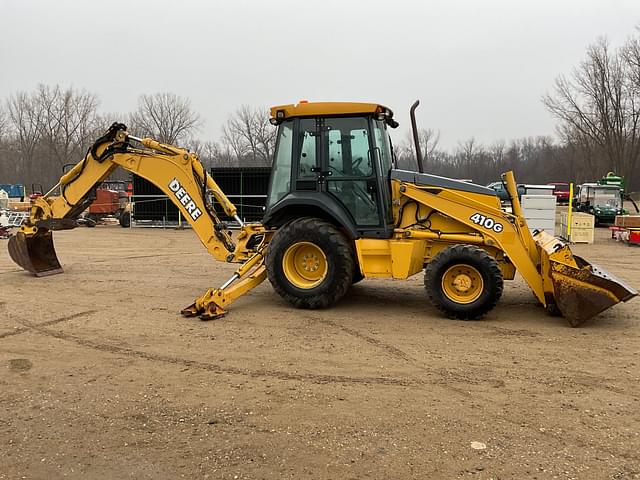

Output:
xmin=355 ymin=239 xmax=392 ymax=278
xmin=270 ymin=102 xmax=388 ymax=119
xmin=389 ymin=240 xmax=426 ymax=279
xmin=398 ymin=181 xmax=547 ymax=305
xmin=355 ymin=238 xmax=426 ymax=279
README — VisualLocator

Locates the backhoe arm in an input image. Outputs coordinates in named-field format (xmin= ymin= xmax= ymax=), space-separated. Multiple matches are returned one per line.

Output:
xmin=8 ymin=123 xmax=271 ymax=320
xmin=15 ymin=123 xmax=247 ymax=263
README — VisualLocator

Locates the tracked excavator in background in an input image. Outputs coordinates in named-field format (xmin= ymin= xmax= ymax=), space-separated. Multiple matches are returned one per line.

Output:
xmin=8 ymin=101 xmax=637 ymax=326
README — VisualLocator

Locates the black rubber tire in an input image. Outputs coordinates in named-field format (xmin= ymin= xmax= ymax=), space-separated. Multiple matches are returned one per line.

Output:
xmin=352 ymin=270 xmax=365 ymax=285
xmin=266 ymin=217 xmax=354 ymax=309
xmin=545 ymin=302 xmax=562 ymax=317
xmin=425 ymin=244 xmax=503 ymax=320
xmin=119 ymin=211 xmax=131 ymax=228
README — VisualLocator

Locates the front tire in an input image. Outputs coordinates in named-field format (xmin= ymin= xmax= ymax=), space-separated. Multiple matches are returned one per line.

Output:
xmin=266 ymin=218 xmax=354 ymax=309
xmin=425 ymin=245 xmax=503 ymax=320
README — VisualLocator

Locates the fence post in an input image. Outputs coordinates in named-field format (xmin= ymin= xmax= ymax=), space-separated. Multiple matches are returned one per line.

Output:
xmin=567 ymin=183 xmax=574 ymax=243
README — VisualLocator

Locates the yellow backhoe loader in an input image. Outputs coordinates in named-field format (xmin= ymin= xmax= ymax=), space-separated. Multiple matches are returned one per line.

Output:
xmin=8 ymin=101 xmax=637 ymax=326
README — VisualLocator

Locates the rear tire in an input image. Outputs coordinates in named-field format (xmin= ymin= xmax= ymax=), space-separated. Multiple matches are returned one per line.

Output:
xmin=352 ymin=266 xmax=364 ymax=285
xmin=266 ymin=218 xmax=354 ymax=309
xmin=425 ymin=244 xmax=503 ymax=320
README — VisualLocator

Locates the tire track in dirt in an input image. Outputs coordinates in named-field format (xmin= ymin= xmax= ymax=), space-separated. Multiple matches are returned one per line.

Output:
xmin=7 ymin=308 xmax=628 ymax=399
xmin=8 ymin=312 xmax=640 ymax=462
xmin=0 ymin=269 xmax=24 ymax=275
xmin=17 ymin=317 xmax=639 ymax=464
xmin=299 ymin=312 xmax=638 ymax=401
xmin=0 ymin=310 xmax=98 ymax=339
xmin=93 ymin=252 xmax=200 ymax=263
xmin=15 ymin=316 xmax=423 ymax=388
xmin=298 ymin=314 xmax=485 ymax=398
xmin=306 ymin=315 xmax=416 ymax=363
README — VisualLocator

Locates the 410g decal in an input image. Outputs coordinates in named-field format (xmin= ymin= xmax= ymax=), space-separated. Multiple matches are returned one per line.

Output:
xmin=470 ymin=213 xmax=504 ymax=233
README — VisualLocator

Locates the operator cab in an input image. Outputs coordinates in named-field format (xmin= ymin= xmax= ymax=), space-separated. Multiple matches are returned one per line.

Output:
xmin=264 ymin=102 xmax=397 ymax=239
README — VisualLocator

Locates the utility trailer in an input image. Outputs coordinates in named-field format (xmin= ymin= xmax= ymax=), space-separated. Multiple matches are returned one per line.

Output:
xmin=610 ymin=215 xmax=640 ymax=246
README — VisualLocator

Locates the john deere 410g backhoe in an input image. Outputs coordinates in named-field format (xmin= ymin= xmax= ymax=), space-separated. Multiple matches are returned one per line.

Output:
xmin=8 ymin=101 xmax=637 ymax=326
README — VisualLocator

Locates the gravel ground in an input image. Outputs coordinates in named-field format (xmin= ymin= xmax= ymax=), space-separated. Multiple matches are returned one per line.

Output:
xmin=0 ymin=224 xmax=639 ymax=479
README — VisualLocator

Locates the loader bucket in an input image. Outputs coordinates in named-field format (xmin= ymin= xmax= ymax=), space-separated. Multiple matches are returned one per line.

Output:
xmin=8 ymin=230 xmax=64 ymax=277
xmin=548 ymin=249 xmax=637 ymax=327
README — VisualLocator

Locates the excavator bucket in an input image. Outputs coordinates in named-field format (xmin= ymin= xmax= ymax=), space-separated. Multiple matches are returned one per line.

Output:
xmin=8 ymin=230 xmax=64 ymax=277
xmin=536 ymin=232 xmax=638 ymax=326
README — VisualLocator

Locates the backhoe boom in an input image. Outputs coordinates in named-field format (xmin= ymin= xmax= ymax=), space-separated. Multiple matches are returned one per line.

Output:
xmin=8 ymin=123 xmax=270 ymax=318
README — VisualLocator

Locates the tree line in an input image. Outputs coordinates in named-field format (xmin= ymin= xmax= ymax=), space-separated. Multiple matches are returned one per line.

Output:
xmin=398 ymin=32 xmax=640 ymax=191
xmin=1 ymin=30 xmax=639 ymax=192
xmin=0 ymin=87 xmax=276 ymax=190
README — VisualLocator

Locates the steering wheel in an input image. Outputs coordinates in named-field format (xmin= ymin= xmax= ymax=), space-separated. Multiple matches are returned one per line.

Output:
xmin=327 ymin=166 xmax=375 ymax=205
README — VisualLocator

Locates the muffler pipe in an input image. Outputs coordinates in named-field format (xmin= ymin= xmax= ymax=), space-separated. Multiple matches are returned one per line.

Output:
xmin=410 ymin=100 xmax=424 ymax=173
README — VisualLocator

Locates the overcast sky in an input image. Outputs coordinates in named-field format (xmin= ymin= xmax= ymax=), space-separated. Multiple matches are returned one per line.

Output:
xmin=1 ymin=0 xmax=638 ymax=150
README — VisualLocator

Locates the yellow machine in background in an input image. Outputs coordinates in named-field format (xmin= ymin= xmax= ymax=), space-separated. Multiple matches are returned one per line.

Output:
xmin=8 ymin=102 xmax=637 ymax=326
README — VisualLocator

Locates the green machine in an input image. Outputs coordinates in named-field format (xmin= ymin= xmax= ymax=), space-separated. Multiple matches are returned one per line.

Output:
xmin=597 ymin=172 xmax=625 ymax=191
xmin=574 ymin=182 xmax=626 ymax=224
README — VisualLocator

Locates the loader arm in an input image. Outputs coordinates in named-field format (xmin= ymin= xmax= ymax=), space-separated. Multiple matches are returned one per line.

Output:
xmin=396 ymin=171 xmax=637 ymax=326
xmin=8 ymin=123 xmax=270 ymax=319
xmin=399 ymin=182 xmax=547 ymax=305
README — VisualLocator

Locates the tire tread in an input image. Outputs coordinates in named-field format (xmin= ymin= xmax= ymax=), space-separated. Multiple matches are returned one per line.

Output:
xmin=266 ymin=217 xmax=354 ymax=309
xmin=424 ymin=244 xmax=503 ymax=320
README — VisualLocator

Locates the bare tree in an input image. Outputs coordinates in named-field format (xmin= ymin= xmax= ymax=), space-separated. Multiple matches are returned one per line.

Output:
xmin=0 ymin=104 xmax=7 ymax=141
xmin=543 ymin=37 xmax=640 ymax=183
xmin=130 ymin=93 xmax=202 ymax=144
xmin=6 ymin=91 xmax=43 ymax=180
xmin=488 ymin=141 xmax=506 ymax=171
xmin=222 ymin=106 xmax=276 ymax=166
xmin=398 ymin=128 xmax=441 ymax=172
xmin=35 ymin=84 xmax=100 ymax=168
xmin=186 ymin=139 xmax=237 ymax=169
xmin=623 ymin=28 xmax=640 ymax=92
xmin=0 ymin=104 xmax=11 ymax=182
xmin=457 ymin=137 xmax=478 ymax=180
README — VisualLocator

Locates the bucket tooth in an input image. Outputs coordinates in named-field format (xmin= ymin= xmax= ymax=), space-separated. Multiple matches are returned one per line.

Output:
xmin=8 ymin=230 xmax=64 ymax=277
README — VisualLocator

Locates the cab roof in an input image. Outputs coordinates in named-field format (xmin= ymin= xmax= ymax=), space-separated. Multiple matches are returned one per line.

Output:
xmin=269 ymin=101 xmax=393 ymax=120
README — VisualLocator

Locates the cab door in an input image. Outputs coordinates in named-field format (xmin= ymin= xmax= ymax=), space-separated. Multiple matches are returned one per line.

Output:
xmin=294 ymin=118 xmax=321 ymax=192
xmin=319 ymin=116 xmax=389 ymax=236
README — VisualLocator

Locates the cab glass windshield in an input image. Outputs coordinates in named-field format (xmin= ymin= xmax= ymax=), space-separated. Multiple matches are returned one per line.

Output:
xmin=594 ymin=189 xmax=621 ymax=208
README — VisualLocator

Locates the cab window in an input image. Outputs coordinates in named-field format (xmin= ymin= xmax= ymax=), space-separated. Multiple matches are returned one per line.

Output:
xmin=266 ymin=120 xmax=293 ymax=209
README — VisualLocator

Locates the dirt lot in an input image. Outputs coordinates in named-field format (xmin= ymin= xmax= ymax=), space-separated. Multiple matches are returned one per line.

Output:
xmin=1 ymin=225 xmax=639 ymax=479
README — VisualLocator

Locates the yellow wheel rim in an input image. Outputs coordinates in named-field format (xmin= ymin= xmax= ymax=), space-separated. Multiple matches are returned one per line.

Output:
xmin=282 ymin=241 xmax=328 ymax=289
xmin=441 ymin=264 xmax=484 ymax=304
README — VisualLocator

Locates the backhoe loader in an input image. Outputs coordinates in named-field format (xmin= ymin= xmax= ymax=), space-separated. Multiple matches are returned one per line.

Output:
xmin=8 ymin=102 xmax=637 ymax=326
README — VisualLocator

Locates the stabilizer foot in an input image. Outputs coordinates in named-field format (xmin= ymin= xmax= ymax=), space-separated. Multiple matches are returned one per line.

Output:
xmin=180 ymin=303 xmax=201 ymax=317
